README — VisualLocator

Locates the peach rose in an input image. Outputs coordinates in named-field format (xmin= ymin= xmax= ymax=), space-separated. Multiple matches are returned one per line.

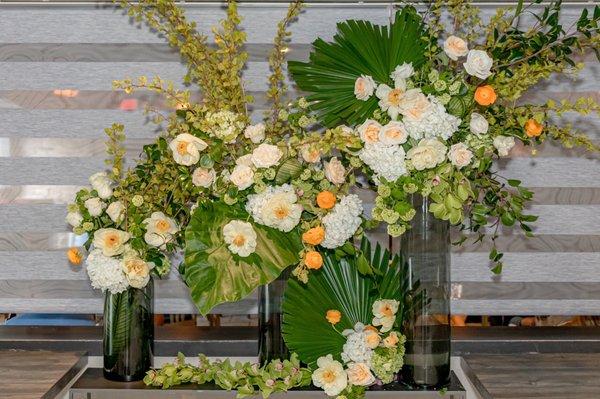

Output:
xmin=525 ymin=119 xmax=543 ymax=137
xmin=474 ymin=85 xmax=497 ymax=106
xmin=346 ymin=363 xmax=375 ymax=386
xmin=324 ymin=157 xmax=346 ymax=185
xmin=364 ymin=330 xmax=381 ymax=349
xmin=303 ymin=226 xmax=325 ymax=245
xmin=326 ymin=309 xmax=342 ymax=325
xmin=357 ymin=119 xmax=382 ymax=144
xmin=305 ymin=251 xmax=323 ymax=270
xmin=354 ymin=75 xmax=376 ymax=101
xmin=443 ymin=35 xmax=469 ymax=61
xmin=316 ymin=191 xmax=336 ymax=210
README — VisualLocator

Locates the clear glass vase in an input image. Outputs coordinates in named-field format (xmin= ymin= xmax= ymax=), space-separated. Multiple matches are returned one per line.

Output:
xmin=400 ymin=195 xmax=451 ymax=388
xmin=103 ymin=279 xmax=154 ymax=382
xmin=258 ymin=268 xmax=291 ymax=365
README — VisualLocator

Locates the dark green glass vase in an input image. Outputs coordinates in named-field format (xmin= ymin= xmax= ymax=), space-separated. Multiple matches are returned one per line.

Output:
xmin=103 ymin=279 xmax=154 ymax=382
xmin=258 ymin=268 xmax=290 ymax=365
xmin=400 ymin=195 xmax=451 ymax=388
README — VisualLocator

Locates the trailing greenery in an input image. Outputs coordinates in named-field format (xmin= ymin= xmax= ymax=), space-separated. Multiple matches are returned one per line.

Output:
xmin=144 ymin=353 xmax=312 ymax=397
xmin=289 ymin=7 xmax=428 ymax=127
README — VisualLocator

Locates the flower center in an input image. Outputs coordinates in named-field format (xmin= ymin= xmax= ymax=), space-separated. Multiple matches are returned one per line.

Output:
xmin=155 ymin=219 xmax=170 ymax=233
xmin=105 ymin=234 xmax=119 ymax=248
xmin=322 ymin=370 xmax=336 ymax=383
xmin=388 ymin=89 xmax=404 ymax=106
xmin=382 ymin=305 xmax=394 ymax=317
xmin=176 ymin=141 xmax=189 ymax=155
xmin=386 ymin=128 xmax=401 ymax=139
xmin=274 ymin=205 xmax=290 ymax=220
xmin=233 ymin=234 xmax=246 ymax=247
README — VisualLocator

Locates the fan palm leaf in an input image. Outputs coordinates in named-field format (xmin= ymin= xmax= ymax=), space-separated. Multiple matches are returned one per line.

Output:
xmin=282 ymin=238 xmax=410 ymax=367
xmin=289 ymin=7 xmax=428 ymax=127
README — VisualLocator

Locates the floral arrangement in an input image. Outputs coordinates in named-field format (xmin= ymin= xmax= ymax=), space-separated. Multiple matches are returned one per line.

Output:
xmin=66 ymin=0 xmax=599 ymax=397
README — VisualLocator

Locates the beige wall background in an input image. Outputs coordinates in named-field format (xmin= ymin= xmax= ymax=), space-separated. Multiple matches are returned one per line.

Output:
xmin=0 ymin=1 xmax=598 ymax=316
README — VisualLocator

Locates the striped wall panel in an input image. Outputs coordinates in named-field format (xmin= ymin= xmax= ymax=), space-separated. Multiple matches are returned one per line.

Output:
xmin=0 ymin=2 xmax=598 ymax=315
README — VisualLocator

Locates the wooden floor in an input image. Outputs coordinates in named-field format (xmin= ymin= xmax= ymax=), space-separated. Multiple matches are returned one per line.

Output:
xmin=0 ymin=350 xmax=85 ymax=399
xmin=462 ymin=353 xmax=600 ymax=398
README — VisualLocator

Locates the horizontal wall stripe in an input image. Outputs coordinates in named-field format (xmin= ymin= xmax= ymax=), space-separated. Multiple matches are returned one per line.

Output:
xmin=452 ymin=282 xmax=600 ymax=300
xmin=0 ymin=43 xmax=312 ymax=63
xmin=451 ymin=253 xmax=600 ymax=283
xmin=457 ymin=234 xmax=600 ymax=253
xmin=452 ymin=300 xmax=600 ymax=316
xmin=2 ymin=185 xmax=599 ymax=206
xmin=0 ymin=232 xmax=86 ymax=251
xmin=2 ymin=157 xmax=598 ymax=187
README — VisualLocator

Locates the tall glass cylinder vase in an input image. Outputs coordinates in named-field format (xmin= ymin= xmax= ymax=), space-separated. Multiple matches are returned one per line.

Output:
xmin=400 ymin=195 xmax=451 ymax=388
xmin=258 ymin=268 xmax=291 ymax=365
xmin=103 ymin=279 xmax=154 ymax=382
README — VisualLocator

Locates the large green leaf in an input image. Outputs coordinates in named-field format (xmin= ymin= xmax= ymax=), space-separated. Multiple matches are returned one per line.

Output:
xmin=289 ymin=7 xmax=428 ymax=128
xmin=282 ymin=238 xmax=410 ymax=368
xmin=181 ymin=201 xmax=302 ymax=315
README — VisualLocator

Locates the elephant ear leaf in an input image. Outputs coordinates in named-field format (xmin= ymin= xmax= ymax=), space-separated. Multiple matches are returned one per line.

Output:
xmin=181 ymin=201 xmax=302 ymax=315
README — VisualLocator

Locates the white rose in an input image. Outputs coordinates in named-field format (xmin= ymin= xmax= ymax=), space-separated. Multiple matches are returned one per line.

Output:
xmin=235 ymin=154 xmax=254 ymax=167
xmin=301 ymin=144 xmax=321 ymax=164
xmin=230 ymin=164 xmax=255 ymax=190
xmin=66 ymin=211 xmax=83 ymax=227
xmin=354 ymin=74 xmax=376 ymax=101
xmin=469 ymin=112 xmax=489 ymax=135
xmin=448 ymin=143 xmax=473 ymax=169
xmin=493 ymin=135 xmax=516 ymax=157
xmin=106 ymin=201 xmax=125 ymax=224
xmin=443 ymin=36 xmax=469 ymax=61
xmin=251 ymin=143 xmax=282 ymax=168
xmin=122 ymin=256 xmax=153 ymax=289
xmin=192 ymin=168 xmax=216 ymax=188
xmin=464 ymin=49 xmax=493 ymax=80
xmin=390 ymin=62 xmax=414 ymax=85
xmin=406 ymin=139 xmax=447 ymax=171
xmin=168 ymin=133 xmax=208 ymax=166
xmin=324 ymin=157 xmax=346 ymax=185
xmin=346 ymin=362 xmax=376 ymax=386
xmin=357 ymin=119 xmax=382 ymax=144
xmin=379 ymin=121 xmax=408 ymax=146
xmin=84 ymin=197 xmax=106 ymax=217
xmin=244 ymin=123 xmax=266 ymax=144
xmin=143 ymin=212 xmax=179 ymax=248
xmin=312 ymin=355 xmax=348 ymax=397
xmin=93 ymin=228 xmax=130 ymax=257
xmin=398 ymin=89 xmax=431 ymax=121
xmin=223 ymin=220 xmax=257 ymax=257
xmin=89 ymin=172 xmax=113 ymax=199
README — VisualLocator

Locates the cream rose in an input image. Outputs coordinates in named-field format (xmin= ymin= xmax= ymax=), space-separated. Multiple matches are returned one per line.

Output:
xmin=391 ymin=62 xmax=414 ymax=82
xmin=192 ymin=168 xmax=216 ymax=188
xmin=311 ymin=355 xmax=348 ymax=397
xmin=93 ymin=228 xmax=130 ymax=257
xmin=89 ymin=172 xmax=113 ymax=199
xmin=382 ymin=331 xmax=401 ymax=348
xmin=464 ymin=49 xmax=493 ymax=80
xmin=444 ymin=36 xmax=469 ymax=61
xmin=301 ymin=144 xmax=321 ymax=163
xmin=223 ymin=220 xmax=257 ymax=257
xmin=122 ymin=256 xmax=153 ymax=289
xmin=84 ymin=197 xmax=106 ymax=217
xmin=448 ymin=143 xmax=473 ymax=169
xmin=379 ymin=121 xmax=408 ymax=146
xmin=354 ymin=74 xmax=376 ymax=101
xmin=230 ymin=164 xmax=255 ymax=190
xmin=251 ymin=143 xmax=283 ymax=168
xmin=168 ymin=133 xmax=208 ymax=166
xmin=407 ymin=139 xmax=447 ymax=171
xmin=235 ymin=154 xmax=254 ymax=167
xmin=244 ymin=123 xmax=266 ymax=144
xmin=324 ymin=157 xmax=346 ymax=185
xmin=364 ymin=330 xmax=381 ymax=349
xmin=398 ymin=89 xmax=431 ymax=121
xmin=143 ymin=212 xmax=179 ymax=248
xmin=346 ymin=362 xmax=375 ymax=386
xmin=469 ymin=112 xmax=489 ymax=135
xmin=493 ymin=135 xmax=515 ymax=157
xmin=372 ymin=299 xmax=399 ymax=333
xmin=66 ymin=211 xmax=83 ymax=227
xmin=357 ymin=119 xmax=382 ymax=144
xmin=106 ymin=201 xmax=125 ymax=224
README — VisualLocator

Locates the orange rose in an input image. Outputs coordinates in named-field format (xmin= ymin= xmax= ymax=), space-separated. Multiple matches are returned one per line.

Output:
xmin=67 ymin=247 xmax=83 ymax=265
xmin=474 ymin=85 xmax=497 ymax=106
xmin=304 ymin=251 xmax=323 ymax=270
xmin=316 ymin=191 xmax=336 ymax=210
xmin=525 ymin=119 xmax=543 ymax=137
xmin=364 ymin=325 xmax=379 ymax=333
xmin=302 ymin=226 xmax=325 ymax=246
xmin=326 ymin=309 xmax=342 ymax=325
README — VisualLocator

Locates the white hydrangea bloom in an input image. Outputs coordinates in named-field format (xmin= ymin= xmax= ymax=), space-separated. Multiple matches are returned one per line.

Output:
xmin=321 ymin=194 xmax=363 ymax=249
xmin=86 ymin=249 xmax=129 ymax=294
xmin=359 ymin=143 xmax=407 ymax=184
xmin=245 ymin=184 xmax=302 ymax=233
xmin=403 ymin=95 xmax=461 ymax=140
xmin=341 ymin=323 xmax=373 ymax=366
